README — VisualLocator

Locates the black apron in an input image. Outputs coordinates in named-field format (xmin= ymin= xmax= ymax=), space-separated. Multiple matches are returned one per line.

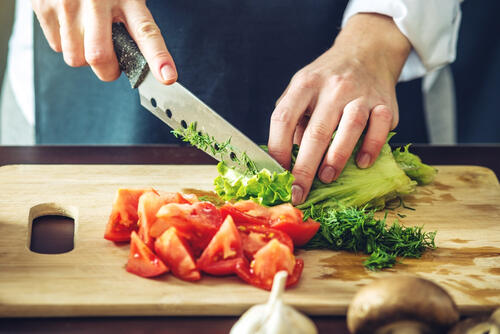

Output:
xmin=34 ymin=0 xmax=428 ymax=145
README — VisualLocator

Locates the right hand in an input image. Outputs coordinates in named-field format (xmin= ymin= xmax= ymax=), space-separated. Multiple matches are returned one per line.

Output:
xmin=31 ymin=0 xmax=177 ymax=84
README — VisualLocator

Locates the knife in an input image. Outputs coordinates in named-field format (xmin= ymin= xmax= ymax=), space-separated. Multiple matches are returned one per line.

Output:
xmin=111 ymin=23 xmax=284 ymax=174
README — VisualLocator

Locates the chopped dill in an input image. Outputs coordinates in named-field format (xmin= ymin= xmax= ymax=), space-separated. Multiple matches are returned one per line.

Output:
xmin=303 ymin=205 xmax=436 ymax=271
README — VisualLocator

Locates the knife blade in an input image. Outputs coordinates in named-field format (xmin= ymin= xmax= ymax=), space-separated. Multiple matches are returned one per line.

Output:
xmin=112 ymin=23 xmax=284 ymax=174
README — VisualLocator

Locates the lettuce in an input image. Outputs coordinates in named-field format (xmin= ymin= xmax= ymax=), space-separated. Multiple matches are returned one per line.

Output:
xmin=393 ymin=144 xmax=437 ymax=185
xmin=213 ymin=161 xmax=294 ymax=206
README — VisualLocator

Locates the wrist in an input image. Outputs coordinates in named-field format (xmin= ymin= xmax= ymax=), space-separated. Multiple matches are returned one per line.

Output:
xmin=332 ymin=13 xmax=411 ymax=83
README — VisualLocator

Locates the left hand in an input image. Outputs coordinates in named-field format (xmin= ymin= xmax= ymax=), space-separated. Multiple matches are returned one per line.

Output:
xmin=267 ymin=13 xmax=411 ymax=205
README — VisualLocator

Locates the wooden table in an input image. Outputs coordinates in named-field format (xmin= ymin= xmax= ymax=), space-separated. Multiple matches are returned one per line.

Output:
xmin=0 ymin=144 xmax=499 ymax=334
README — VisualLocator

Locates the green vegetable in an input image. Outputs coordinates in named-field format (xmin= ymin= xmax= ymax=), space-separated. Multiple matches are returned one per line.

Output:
xmin=172 ymin=122 xmax=259 ymax=175
xmin=297 ymin=134 xmax=417 ymax=211
xmin=393 ymin=144 xmax=437 ymax=185
xmin=214 ymin=161 xmax=294 ymax=206
xmin=304 ymin=205 xmax=436 ymax=270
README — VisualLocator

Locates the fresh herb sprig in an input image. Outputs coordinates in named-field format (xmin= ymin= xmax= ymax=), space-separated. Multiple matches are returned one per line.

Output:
xmin=304 ymin=205 xmax=436 ymax=270
xmin=172 ymin=122 xmax=258 ymax=175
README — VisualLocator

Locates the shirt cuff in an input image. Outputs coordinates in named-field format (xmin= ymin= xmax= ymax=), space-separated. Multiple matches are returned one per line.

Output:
xmin=341 ymin=0 xmax=462 ymax=82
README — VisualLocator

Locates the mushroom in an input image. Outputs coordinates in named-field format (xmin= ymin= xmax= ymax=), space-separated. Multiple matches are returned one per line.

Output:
xmin=448 ymin=307 xmax=500 ymax=334
xmin=347 ymin=275 xmax=459 ymax=334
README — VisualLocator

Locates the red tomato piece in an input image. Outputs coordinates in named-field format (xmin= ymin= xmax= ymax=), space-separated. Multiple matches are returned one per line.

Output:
xmin=235 ymin=239 xmax=304 ymax=290
xmin=151 ymin=201 xmax=222 ymax=256
xmin=197 ymin=215 xmax=243 ymax=276
xmin=154 ymin=227 xmax=201 ymax=281
xmin=237 ymin=224 xmax=294 ymax=260
xmin=126 ymin=231 xmax=169 ymax=278
xmin=137 ymin=191 xmax=195 ymax=249
xmin=104 ymin=188 xmax=152 ymax=242
xmin=232 ymin=200 xmax=271 ymax=220
xmin=268 ymin=204 xmax=320 ymax=247
xmin=220 ymin=204 xmax=270 ymax=227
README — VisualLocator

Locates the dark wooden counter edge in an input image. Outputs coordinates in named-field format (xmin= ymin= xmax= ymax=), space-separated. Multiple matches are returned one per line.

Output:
xmin=0 ymin=144 xmax=499 ymax=176
xmin=1 ymin=144 xmax=499 ymax=334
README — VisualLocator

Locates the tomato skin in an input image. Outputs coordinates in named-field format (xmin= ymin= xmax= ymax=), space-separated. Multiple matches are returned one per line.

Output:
xmin=104 ymin=188 xmax=151 ymax=242
xmin=269 ymin=218 xmax=320 ymax=247
xmin=234 ymin=239 xmax=304 ymax=291
xmin=126 ymin=231 xmax=169 ymax=278
xmin=237 ymin=224 xmax=294 ymax=260
xmin=197 ymin=215 xmax=243 ymax=276
xmin=154 ymin=227 xmax=201 ymax=282
xmin=151 ymin=202 xmax=222 ymax=257
xmin=220 ymin=204 xmax=270 ymax=227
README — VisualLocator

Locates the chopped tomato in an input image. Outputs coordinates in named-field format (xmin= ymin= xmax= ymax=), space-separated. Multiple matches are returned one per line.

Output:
xmin=237 ymin=224 xmax=294 ymax=260
xmin=235 ymin=239 xmax=304 ymax=290
xmin=197 ymin=215 xmax=243 ymax=276
xmin=268 ymin=204 xmax=320 ymax=246
xmin=151 ymin=201 xmax=222 ymax=256
xmin=220 ymin=204 xmax=269 ymax=227
xmin=104 ymin=188 xmax=152 ymax=242
xmin=232 ymin=200 xmax=271 ymax=220
xmin=137 ymin=191 xmax=196 ymax=249
xmin=154 ymin=227 xmax=201 ymax=281
xmin=126 ymin=231 xmax=169 ymax=278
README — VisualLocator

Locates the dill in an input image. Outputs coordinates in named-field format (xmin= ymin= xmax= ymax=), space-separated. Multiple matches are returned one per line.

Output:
xmin=303 ymin=205 xmax=436 ymax=270
xmin=172 ymin=122 xmax=258 ymax=175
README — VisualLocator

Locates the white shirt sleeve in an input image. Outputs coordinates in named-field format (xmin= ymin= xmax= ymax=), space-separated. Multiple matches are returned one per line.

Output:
xmin=341 ymin=0 xmax=462 ymax=82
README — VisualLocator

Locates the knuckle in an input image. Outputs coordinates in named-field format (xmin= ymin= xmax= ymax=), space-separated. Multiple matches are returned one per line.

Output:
xmin=344 ymin=107 xmax=368 ymax=130
xmin=85 ymin=48 xmax=114 ymax=66
xmin=270 ymin=105 xmax=295 ymax=126
xmin=293 ymin=71 xmax=321 ymax=90
xmin=371 ymin=106 xmax=393 ymax=124
xmin=64 ymin=53 xmax=86 ymax=67
xmin=134 ymin=20 xmax=161 ymax=41
xmin=59 ymin=0 xmax=78 ymax=14
xmin=305 ymin=122 xmax=331 ymax=143
xmin=363 ymin=137 xmax=386 ymax=150
xmin=292 ymin=165 xmax=316 ymax=181
xmin=330 ymin=149 xmax=350 ymax=166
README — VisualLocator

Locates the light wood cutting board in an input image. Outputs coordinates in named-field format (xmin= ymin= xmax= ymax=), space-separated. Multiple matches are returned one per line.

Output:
xmin=0 ymin=164 xmax=499 ymax=317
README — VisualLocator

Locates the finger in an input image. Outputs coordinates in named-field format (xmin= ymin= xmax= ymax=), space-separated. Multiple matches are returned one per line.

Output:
xmin=356 ymin=104 xmax=394 ymax=168
xmin=122 ymin=1 xmax=177 ymax=85
xmin=83 ymin=1 xmax=120 ymax=81
xmin=290 ymin=94 xmax=342 ymax=205
xmin=58 ymin=0 xmax=86 ymax=67
xmin=32 ymin=5 xmax=62 ymax=52
xmin=267 ymin=82 xmax=315 ymax=170
xmin=319 ymin=99 xmax=370 ymax=183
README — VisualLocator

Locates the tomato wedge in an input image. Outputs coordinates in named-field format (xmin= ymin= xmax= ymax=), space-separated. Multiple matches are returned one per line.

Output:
xmin=137 ymin=191 xmax=197 ymax=249
xmin=126 ymin=231 xmax=169 ymax=278
xmin=151 ymin=201 xmax=222 ymax=256
xmin=197 ymin=215 xmax=243 ymax=276
xmin=220 ymin=204 xmax=269 ymax=227
xmin=235 ymin=239 xmax=304 ymax=290
xmin=237 ymin=224 xmax=294 ymax=259
xmin=154 ymin=227 xmax=201 ymax=281
xmin=104 ymin=188 xmax=152 ymax=242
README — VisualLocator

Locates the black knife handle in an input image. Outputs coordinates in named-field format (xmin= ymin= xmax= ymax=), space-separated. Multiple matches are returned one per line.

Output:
xmin=111 ymin=22 xmax=149 ymax=89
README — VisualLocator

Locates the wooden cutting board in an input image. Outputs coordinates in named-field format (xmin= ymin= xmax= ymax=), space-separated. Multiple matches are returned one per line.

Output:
xmin=0 ymin=164 xmax=499 ymax=317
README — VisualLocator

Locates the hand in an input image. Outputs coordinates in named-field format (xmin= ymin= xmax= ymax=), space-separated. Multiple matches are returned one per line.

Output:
xmin=267 ymin=14 xmax=411 ymax=205
xmin=31 ymin=0 xmax=177 ymax=84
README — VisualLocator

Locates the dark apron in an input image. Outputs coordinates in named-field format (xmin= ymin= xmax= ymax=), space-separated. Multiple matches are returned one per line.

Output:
xmin=34 ymin=0 xmax=427 ymax=145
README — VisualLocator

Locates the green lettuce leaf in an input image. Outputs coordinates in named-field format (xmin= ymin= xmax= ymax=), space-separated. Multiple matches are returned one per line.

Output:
xmin=393 ymin=144 xmax=437 ymax=185
xmin=214 ymin=161 xmax=294 ymax=206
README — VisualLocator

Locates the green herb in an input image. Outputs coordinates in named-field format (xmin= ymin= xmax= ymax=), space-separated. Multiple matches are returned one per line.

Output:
xmin=172 ymin=122 xmax=258 ymax=175
xmin=304 ymin=205 xmax=436 ymax=270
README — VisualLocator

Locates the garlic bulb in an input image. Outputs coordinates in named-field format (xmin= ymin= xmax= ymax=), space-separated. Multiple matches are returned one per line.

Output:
xmin=230 ymin=271 xmax=317 ymax=334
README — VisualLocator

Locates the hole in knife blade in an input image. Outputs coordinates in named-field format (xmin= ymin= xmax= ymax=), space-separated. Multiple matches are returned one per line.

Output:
xmin=181 ymin=120 xmax=187 ymax=129
xmin=150 ymin=98 xmax=157 ymax=108
xmin=166 ymin=109 xmax=172 ymax=118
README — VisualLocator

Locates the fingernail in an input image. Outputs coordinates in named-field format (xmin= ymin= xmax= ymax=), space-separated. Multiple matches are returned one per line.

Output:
xmin=357 ymin=152 xmax=371 ymax=168
xmin=291 ymin=184 xmax=303 ymax=205
xmin=160 ymin=64 xmax=176 ymax=82
xmin=320 ymin=166 xmax=336 ymax=183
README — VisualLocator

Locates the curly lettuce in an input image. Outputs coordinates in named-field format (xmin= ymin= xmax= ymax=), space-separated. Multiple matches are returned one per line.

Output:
xmin=393 ymin=144 xmax=437 ymax=185
xmin=214 ymin=161 xmax=294 ymax=206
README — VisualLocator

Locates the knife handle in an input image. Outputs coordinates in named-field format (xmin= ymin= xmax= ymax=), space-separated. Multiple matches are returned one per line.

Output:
xmin=111 ymin=22 xmax=149 ymax=89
